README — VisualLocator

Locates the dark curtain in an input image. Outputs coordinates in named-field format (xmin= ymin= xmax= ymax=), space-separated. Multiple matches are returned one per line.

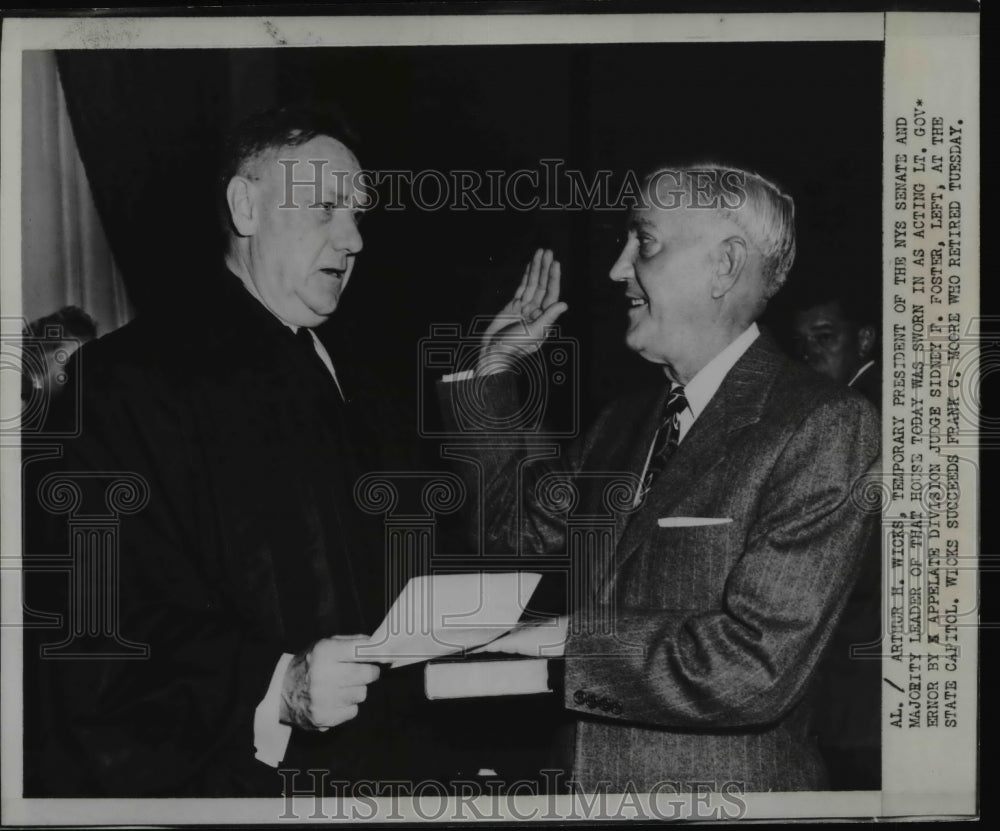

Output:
xmin=57 ymin=50 xmax=235 ymax=313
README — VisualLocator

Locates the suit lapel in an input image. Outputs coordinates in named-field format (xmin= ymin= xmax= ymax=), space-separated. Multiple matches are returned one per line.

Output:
xmin=612 ymin=385 xmax=671 ymax=541
xmin=610 ymin=334 xmax=785 ymax=581
xmin=563 ymin=384 xmax=665 ymax=604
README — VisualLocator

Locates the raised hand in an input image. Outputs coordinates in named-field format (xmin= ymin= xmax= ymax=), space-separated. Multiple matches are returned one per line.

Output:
xmin=478 ymin=248 xmax=568 ymax=376
xmin=280 ymin=635 xmax=381 ymax=731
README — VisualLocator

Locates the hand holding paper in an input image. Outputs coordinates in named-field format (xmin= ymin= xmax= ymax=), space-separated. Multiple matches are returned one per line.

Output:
xmin=280 ymin=635 xmax=380 ymax=731
xmin=355 ymin=572 xmax=543 ymax=667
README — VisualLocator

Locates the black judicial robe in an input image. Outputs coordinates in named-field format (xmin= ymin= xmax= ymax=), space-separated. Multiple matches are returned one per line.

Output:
xmin=25 ymin=268 xmax=421 ymax=796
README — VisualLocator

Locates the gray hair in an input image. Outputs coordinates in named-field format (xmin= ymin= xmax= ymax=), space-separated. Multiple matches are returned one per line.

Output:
xmin=643 ymin=164 xmax=796 ymax=299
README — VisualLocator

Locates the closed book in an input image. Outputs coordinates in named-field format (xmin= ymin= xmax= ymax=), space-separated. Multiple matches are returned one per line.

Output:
xmin=424 ymin=656 xmax=551 ymax=700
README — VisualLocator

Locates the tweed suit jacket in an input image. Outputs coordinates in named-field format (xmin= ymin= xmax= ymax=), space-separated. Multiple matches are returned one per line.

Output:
xmin=440 ymin=331 xmax=880 ymax=793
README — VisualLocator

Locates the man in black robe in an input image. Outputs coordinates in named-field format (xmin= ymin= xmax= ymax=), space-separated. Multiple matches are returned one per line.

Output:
xmin=24 ymin=105 xmax=427 ymax=797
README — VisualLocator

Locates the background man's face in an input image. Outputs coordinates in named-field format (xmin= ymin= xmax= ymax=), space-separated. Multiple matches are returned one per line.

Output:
xmin=609 ymin=203 xmax=721 ymax=371
xmin=248 ymin=135 xmax=365 ymax=328
xmin=791 ymin=300 xmax=870 ymax=384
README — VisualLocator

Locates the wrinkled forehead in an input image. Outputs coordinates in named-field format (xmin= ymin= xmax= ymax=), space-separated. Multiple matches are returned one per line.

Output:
xmin=255 ymin=135 xmax=370 ymax=208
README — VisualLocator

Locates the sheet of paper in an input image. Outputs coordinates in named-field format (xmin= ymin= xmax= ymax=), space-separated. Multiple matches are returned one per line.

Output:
xmin=354 ymin=571 xmax=541 ymax=668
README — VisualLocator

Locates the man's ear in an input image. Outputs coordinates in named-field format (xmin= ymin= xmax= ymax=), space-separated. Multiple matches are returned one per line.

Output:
xmin=226 ymin=176 xmax=258 ymax=237
xmin=857 ymin=324 xmax=876 ymax=360
xmin=710 ymin=236 xmax=748 ymax=299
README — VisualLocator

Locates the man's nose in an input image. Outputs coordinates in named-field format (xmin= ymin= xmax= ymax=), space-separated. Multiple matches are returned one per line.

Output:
xmin=331 ymin=211 xmax=363 ymax=255
xmin=608 ymin=245 xmax=634 ymax=282
xmin=800 ymin=337 xmax=823 ymax=363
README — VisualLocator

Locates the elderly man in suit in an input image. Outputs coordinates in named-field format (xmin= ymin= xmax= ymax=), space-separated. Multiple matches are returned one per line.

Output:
xmin=441 ymin=165 xmax=880 ymax=792
xmin=25 ymin=105 xmax=410 ymax=796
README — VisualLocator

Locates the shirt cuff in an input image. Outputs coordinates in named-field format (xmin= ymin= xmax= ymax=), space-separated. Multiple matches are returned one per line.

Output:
xmin=254 ymin=652 xmax=294 ymax=768
xmin=441 ymin=369 xmax=476 ymax=383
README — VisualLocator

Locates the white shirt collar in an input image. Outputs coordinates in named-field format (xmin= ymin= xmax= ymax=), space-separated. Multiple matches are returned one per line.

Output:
xmin=674 ymin=323 xmax=760 ymax=426
xmin=848 ymin=360 xmax=876 ymax=388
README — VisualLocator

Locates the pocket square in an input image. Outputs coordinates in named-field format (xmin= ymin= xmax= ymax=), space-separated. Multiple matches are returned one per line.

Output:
xmin=657 ymin=516 xmax=732 ymax=527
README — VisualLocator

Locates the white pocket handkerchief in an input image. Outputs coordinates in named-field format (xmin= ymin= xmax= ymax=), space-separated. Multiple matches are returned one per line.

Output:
xmin=658 ymin=516 xmax=733 ymax=528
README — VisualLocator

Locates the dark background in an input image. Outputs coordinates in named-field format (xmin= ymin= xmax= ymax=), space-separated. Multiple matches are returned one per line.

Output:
xmin=56 ymin=41 xmax=883 ymax=433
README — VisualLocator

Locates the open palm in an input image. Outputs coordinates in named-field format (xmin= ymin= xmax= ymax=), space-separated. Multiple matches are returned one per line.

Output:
xmin=478 ymin=248 xmax=568 ymax=376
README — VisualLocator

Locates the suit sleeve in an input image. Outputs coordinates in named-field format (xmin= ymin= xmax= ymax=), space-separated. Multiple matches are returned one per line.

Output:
xmin=563 ymin=393 xmax=881 ymax=729
xmin=34 ymin=354 xmax=286 ymax=796
xmin=437 ymin=371 xmax=609 ymax=557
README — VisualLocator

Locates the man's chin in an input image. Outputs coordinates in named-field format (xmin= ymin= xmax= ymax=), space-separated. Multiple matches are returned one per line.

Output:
xmin=806 ymin=362 xmax=839 ymax=382
xmin=623 ymin=325 xmax=647 ymax=356
xmin=300 ymin=293 xmax=340 ymax=322
xmin=624 ymin=330 xmax=671 ymax=368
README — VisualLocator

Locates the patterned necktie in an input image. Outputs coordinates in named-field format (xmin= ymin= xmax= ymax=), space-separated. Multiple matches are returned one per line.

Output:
xmin=638 ymin=385 xmax=688 ymax=502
